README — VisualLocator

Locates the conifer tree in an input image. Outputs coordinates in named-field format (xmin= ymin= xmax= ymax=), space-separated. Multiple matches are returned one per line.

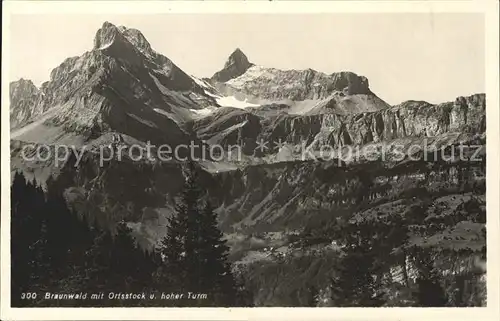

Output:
xmin=158 ymin=210 xmax=188 ymax=292
xmin=197 ymin=200 xmax=238 ymax=306
xmin=44 ymin=191 xmax=75 ymax=270
xmin=11 ymin=171 xmax=30 ymax=306
xmin=412 ymin=249 xmax=448 ymax=307
xmin=158 ymin=162 xmax=202 ymax=300
xmin=11 ymin=172 xmax=47 ymax=306
xmin=330 ymin=222 xmax=385 ymax=307
xmin=306 ymin=285 xmax=319 ymax=307
xmin=85 ymin=228 xmax=115 ymax=294
xmin=158 ymin=162 xmax=241 ymax=306
xmin=330 ymin=246 xmax=383 ymax=306
xmin=11 ymin=171 xmax=160 ymax=307
xmin=112 ymin=222 xmax=156 ymax=293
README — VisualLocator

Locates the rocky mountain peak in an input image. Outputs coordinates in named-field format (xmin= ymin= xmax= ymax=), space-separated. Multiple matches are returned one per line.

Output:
xmin=330 ymin=71 xmax=370 ymax=95
xmin=93 ymin=21 xmax=120 ymax=49
xmin=10 ymin=79 xmax=39 ymax=107
xmin=10 ymin=78 xmax=42 ymax=128
xmin=10 ymin=78 xmax=38 ymax=95
xmin=10 ymin=21 xmax=217 ymax=142
xmin=212 ymin=48 xmax=254 ymax=82
xmin=93 ymin=21 xmax=154 ymax=59
xmin=225 ymin=48 xmax=250 ymax=68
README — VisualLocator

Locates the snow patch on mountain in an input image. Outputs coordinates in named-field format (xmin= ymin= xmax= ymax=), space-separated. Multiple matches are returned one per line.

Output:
xmin=191 ymin=106 xmax=218 ymax=117
xmin=97 ymin=42 xmax=113 ymax=50
xmin=153 ymin=108 xmax=170 ymax=117
xmin=216 ymin=96 xmax=260 ymax=109
xmin=188 ymin=74 xmax=261 ymax=110
xmin=206 ymin=91 xmax=220 ymax=98
xmin=198 ymin=160 xmax=241 ymax=173
xmin=126 ymin=112 xmax=158 ymax=128
xmin=205 ymin=119 xmax=250 ymax=145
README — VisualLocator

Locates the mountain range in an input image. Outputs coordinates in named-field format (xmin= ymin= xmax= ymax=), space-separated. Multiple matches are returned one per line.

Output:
xmin=10 ymin=21 xmax=486 ymax=306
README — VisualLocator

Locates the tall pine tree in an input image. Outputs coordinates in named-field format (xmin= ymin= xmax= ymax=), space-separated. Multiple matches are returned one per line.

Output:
xmin=197 ymin=200 xmax=238 ymax=306
xmin=11 ymin=172 xmax=47 ymax=306
xmin=158 ymin=163 xmax=200 ymax=295
xmin=158 ymin=162 xmax=240 ymax=306
xmin=330 ymin=221 xmax=385 ymax=307
xmin=412 ymin=248 xmax=448 ymax=307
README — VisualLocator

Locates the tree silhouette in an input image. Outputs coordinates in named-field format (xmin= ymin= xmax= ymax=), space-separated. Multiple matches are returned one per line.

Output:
xmin=412 ymin=249 xmax=448 ymax=307
xmin=158 ymin=162 xmax=240 ymax=306
xmin=330 ymin=221 xmax=385 ymax=307
xmin=197 ymin=200 xmax=238 ymax=306
xmin=11 ymin=172 xmax=159 ymax=307
xmin=11 ymin=172 xmax=46 ymax=306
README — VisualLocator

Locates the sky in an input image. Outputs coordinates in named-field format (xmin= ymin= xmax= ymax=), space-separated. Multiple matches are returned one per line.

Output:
xmin=9 ymin=13 xmax=484 ymax=105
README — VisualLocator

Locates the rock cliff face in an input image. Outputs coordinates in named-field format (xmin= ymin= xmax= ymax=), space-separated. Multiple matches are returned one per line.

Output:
xmin=192 ymin=93 xmax=485 ymax=161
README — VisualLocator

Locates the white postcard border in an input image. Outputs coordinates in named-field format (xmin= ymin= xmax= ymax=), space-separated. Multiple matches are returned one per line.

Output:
xmin=1 ymin=1 xmax=498 ymax=320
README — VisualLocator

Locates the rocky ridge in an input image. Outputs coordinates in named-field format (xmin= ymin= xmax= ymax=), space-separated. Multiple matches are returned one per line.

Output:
xmin=210 ymin=52 xmax=390 ymax=115
xmin=192 ymin=93 xmax=485 ymax=162
xmin=10 ymin=21 xmax=220 ymax=147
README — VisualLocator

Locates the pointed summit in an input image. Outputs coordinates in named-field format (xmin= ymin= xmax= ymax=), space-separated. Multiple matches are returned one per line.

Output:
xmin=224 ymin=48 xmax=249 ymax=68
xmin=93 ymin=22 xmax=153 ymax=56
xmin=212 ymin=48 xmax=254 ymax=83
xmin=93 ymin=21 xmax=121 ymax=49
xmin=232 ymin=47 xmax=245 ymax=55
xmin=92 ymin=21 xmax=157 ymax=66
